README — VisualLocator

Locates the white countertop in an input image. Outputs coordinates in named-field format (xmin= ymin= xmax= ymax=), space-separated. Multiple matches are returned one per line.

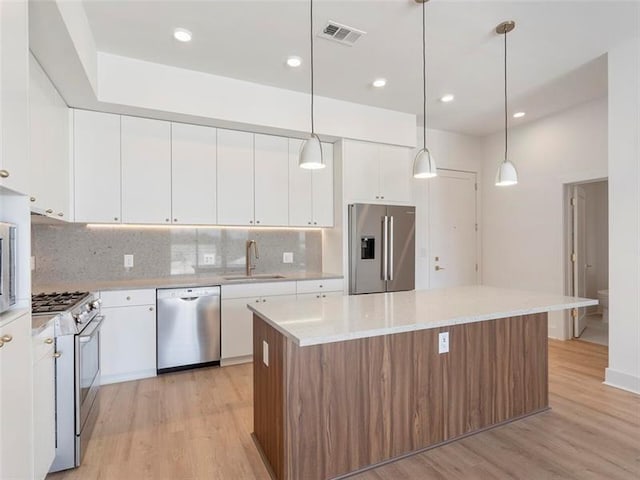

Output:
xmin=248 ymin=285 xmax=598 ymax=346
xmin=33 ymin=271 xmax=342 ymax=294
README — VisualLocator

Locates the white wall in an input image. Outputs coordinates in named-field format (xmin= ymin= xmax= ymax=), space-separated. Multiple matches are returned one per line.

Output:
xmin=605 ymin=36 xmax=640 ymax=394
xmin=582 ymin=181 xmax=608 ymax=300
xmin=412 ymin=129 xmax=483 ymax=290
xmin=481 ymin=97 xmax=608 ymax=339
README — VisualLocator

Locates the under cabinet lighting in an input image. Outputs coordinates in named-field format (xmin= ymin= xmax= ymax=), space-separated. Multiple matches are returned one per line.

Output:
xmin=440 ymin=94 xmax=455 ymax=103
xmin=173 ymin=28 xmax=192 ymax=42
xmin=513 ymin=111 xmax=526 ymax=118
xmin=85 ymin=224 xmax=322 ymax=231
xmin=372 ymin=78 xmax=387 ymax=88
xmin=286 ymin=56 xmax=302 ymax=67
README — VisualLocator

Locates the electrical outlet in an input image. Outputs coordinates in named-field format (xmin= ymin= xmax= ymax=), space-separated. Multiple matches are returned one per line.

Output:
xmin=262 ymin=341 xmax=269 ymax=366
xmin=203 ymin=254 xmax=216 ymax=265
xmin=30 ymin=256 xmax=36 ymax=271
xmin=124 ymin=254 xmax=134 ymax=268
xmin=282 ymin=252 xmax=294 ymax=263
xmin=438 ymin=332 xmax=449 ymax=354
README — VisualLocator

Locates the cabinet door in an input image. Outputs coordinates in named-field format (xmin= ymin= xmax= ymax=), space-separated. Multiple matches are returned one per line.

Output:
xmin=74 ymin=110 xmax=122 ymax=223
xmin=254 ymin=134 xmax=289 ymax=226
xmin=0 ymin=0 xmax=29 ymax=195
xmin=33 ymin=347 xmax=55 ymax=480
xmin=29 ymin=55 xmax=71 ymax=219
xmin=217 ymin=129 xmax=254 ymax=225
xmin=288 ymin=138 xmax=313 ymax=226
xmin=171 ymin=123 xmax=217 ymax=225
xmin=0 ymin=313 xmax=32 ymax=480
xmin=221 ymin=297 xmax=257 ymax=360
xmin=100 ymin=305 xmax=157 ymax=384
xmin=312 ymin=142 xmax=334 ymax=226
xmin=378 ymin=144 xmax=412 ymax=203
xmin=343 ymin=140 xmax=380 ymax=202
xmin=121 ymin=116 xmax=171 ymax=224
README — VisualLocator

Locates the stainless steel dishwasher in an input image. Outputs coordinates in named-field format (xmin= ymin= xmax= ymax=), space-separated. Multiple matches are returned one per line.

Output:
xmin=156 ymin=286 xmax=221 ymax=373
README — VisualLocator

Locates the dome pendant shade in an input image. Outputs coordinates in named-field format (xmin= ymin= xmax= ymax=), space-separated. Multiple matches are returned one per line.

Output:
xmin=413 ymin=148 xmax=437 ymax=178
xmin=495 ymin=160 xmax=518 ymax=186
xmin=299 ymin=134 xmax=325 ymax=170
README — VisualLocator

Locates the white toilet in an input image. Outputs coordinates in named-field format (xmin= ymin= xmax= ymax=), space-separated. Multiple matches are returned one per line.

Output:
xmin=597 ymin=289 xmax=609 ymax=323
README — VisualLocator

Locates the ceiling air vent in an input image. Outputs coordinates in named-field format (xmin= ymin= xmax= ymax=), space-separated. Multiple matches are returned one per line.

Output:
xmin=319 ymin=21 xmax=366 ymax=46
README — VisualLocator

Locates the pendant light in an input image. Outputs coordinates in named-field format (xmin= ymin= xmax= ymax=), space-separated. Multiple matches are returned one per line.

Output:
xmin=299 ymin=0 xmax=325 ymax=170
xmin=413 ymin=0 xmax=437 ymax=179
xmin=495 ymin=21 xmax=518 ymax=186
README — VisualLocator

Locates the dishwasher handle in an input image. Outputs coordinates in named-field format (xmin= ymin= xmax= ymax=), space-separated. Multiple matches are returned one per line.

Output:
xmin=179 ymin=297 xmax=199 ymax=302
xmin=156 ymin=286 xmax=221 ymax=300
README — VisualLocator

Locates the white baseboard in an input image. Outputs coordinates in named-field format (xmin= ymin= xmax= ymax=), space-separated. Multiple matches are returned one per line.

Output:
xmin=221 ymin=355 xmax=252 ymax=367
xmin=100 ymin=369 xmax=157 ymax=385
xmin=604 ymin=368 xmax=640 ymax=394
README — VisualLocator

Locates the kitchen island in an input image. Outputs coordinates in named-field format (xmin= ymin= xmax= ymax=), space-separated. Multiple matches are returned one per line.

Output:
xmin=249 ymin=286 xmax=597 ymax=480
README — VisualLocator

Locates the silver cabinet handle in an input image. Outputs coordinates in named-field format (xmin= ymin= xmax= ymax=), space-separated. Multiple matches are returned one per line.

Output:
xmin=58 ymin=212 xmax=64 ymax=217
xmin=149 ymin=307 xmax=154 ymax=312
xmin=45 ymin=338 xmax=54 ymax=344
xmin=53 ymin=352 xmax=62 ymax=358
xmin=0 ymin=169 xmax=9 ymax=178
xmin=1 ymin=334 xmax=13 ymax=343
xmin=30 ymin=197 xmax=36 ymax=202
xmin=165 ymin=218 xmax=170 ymax=222
xmin=45 ymin=209 xmax=54 ymax=214
xmin=173 ymin=218 xmax=178 ymax=223
xmin=114 ymin=217 xmax=119 ymax=221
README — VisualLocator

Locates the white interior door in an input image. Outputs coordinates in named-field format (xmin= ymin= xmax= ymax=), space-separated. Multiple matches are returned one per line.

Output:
xmin=573 ymin=185 xmax=588 ymax=337
xmin=429 ymin=170 xmax=478 ymax=288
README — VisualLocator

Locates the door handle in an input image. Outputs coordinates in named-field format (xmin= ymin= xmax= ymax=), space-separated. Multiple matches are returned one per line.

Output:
xmin=388 ymin=216 xmax=394 ymax=281
xmin=435 ymin=266 xmax=445 ymax=271
xmin=382 ymin=216 xmax=388 ymax=281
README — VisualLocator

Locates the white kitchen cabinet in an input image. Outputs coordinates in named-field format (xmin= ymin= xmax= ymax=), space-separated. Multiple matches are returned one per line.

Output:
xmin=171 ymin=123 xmax=217 ymax=225
xmin=29 ymin=54 xmax=72 ymax=220
xmin=221 ymin=294 xmax=296 ymax=363
xmin=100 ymin=290 xmax=157 ymax=384
xmin=33 ymin=323 xmax=56 ymax=480
xmin=297 ymin=291 xmax=343 ymax=300
xmin=217 ymin=129 xmax=254 ymax=225
xmin=254 ymin=134 xmax=289 ymax=226
xmin=0 ymin=0 xmax=29 ymax=195
xmin=74 ymin=109 xmax=122 ymax=223
xmin=343 ymin=139 xmax=412 ymax=204
xmin=0 ymin=311 xmax=33 ymax=480
xmin=288 ymin=139 xmax=334 ymax=227
xmin=121 ymin=116 xmax=172 ymax=224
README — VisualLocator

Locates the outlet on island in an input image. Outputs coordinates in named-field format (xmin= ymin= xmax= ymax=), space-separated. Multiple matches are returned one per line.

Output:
xmin=282 ymin=252 xmax=293 ymax=264
xmin=203 ymin=254 xmax=216 ymax=265
xmin=124 ymin=254 xmax=134 ymax=268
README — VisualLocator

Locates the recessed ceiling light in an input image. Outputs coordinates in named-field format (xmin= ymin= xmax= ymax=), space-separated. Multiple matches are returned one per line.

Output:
xmin=372 ymin=78 xmax=387 ymax=88
xmin=173 ymin=28 xmax=192 ymax=43
xmin=286 ymin=56 xmax=302 ymax=68
xmin=440 ymin=94 xmax=455 ymax=103
xmin=513 ymin=111 xmax=526 ymax=118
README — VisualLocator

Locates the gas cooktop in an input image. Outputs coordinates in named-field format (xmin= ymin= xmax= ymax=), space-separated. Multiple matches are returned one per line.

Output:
xmin=32 ymin=291 xmax=91 ymax=314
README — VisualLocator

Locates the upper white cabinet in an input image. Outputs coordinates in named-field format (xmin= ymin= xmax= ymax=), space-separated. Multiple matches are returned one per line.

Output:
xmin=73 ymin=109 xmax=122 ymax=223
xmin=254 ymin=134 xmax=289 ymax=226
xmin=217 ymin=129 xmax=254 ymax=225
xmin=0 ymin=0 xmax=29 ymax=195
xmin=288 ymin=139 xmax=334 ymax=227
xmin=343 ymin=139 xmax=412 ymax=204
xmin=29 ymin=54 xmax=72 ymax=220
xmin=171 ymin=123 xmax=217 ymax=225
xmin=121 ymin=116 xmax=172 ymax=224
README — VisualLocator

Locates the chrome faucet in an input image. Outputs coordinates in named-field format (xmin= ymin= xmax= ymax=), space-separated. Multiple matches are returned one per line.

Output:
xmin=246 ymin=240 xmax=259 ymax=276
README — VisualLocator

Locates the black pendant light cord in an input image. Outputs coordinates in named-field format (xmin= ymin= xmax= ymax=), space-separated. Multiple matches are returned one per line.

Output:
xmin=310 ymin=0 xmax=315 ymax=135
xmin=504 ymin=28 xmax=508 ymax=162
xmin=422 ymin=0 xmax=427 ymax=150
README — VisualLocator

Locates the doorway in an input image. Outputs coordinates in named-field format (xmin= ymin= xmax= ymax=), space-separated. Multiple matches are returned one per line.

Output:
xmin=566 ymin=180 xmax=609 ymax=345
xmin=429 ymin=169 xmax=478 ymax=288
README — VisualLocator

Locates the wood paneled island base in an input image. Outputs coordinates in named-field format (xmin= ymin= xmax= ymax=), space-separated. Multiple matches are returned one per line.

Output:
xmin=253 ymin=312 xmax=549 ymax=480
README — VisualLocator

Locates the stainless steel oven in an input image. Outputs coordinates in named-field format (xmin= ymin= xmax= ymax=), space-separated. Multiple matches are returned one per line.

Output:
xmin=0 ymin=222 xmax=16 ymax=314
xmin=77 ymin=315 xmax=102 ymax=442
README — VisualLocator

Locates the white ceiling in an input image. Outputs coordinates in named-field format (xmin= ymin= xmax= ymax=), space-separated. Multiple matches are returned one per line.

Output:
xmin=81 ymin=0 xmax=637 ymax=136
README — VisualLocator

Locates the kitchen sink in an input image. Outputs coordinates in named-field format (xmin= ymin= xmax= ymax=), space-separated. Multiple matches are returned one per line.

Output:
xmin=222 ymin=274 xmax=286 ymax=281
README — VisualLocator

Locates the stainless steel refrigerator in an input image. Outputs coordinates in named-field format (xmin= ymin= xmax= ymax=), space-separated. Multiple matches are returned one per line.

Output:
xmin=348 ymin=203 xmax=415 ymax=294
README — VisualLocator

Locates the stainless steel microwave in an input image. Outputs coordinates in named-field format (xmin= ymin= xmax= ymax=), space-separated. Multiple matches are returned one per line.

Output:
xmin=0 ymin=222 xmax=17 ymax=314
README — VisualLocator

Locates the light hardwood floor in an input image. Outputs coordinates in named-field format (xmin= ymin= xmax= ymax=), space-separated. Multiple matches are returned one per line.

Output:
xmin=48 ymin=340 xmax=640 ymax=480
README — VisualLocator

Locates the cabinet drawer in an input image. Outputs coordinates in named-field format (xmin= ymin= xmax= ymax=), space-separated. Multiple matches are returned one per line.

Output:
xmin=33 ymin=323 xmax=55 ymax=362
xmin=221 ymin=281 xmax=297 ymax=299
xmin=296 ymin=278 xmax=344 ymax=294
xmin=100 ymin=289 xmax=156 ymax=308
xmin=297 ymin=291 xmax=344 ymax=300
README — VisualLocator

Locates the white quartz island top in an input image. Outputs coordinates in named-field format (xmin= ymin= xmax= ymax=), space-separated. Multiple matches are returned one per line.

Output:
xmin=248 ymin=285 xmax=598 ymax=346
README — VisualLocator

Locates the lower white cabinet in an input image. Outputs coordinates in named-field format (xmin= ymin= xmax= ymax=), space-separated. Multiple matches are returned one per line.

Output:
xmin=0 ymin=311 xmax=33 ymax=480
xmin=33 ymin=323 xmax=56 ymax=480
xmin=100 ymin=290 xmax=157 ymax=384
xmin=297 ymin=291 xmax=343 ymax=300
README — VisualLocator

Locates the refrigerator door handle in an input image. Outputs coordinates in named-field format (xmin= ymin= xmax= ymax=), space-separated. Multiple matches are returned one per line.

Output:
xmin=382 ymin=216 xmax=388 ymax=281
xmin=388 ymin=216 xmax=394 ymax=281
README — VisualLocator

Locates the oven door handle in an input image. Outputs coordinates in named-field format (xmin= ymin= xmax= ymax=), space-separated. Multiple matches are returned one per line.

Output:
xmin=79 ymin=315 xmax=104 ymax=343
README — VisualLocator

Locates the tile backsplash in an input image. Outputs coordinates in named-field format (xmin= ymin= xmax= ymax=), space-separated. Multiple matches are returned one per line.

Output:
xmin=32 ymin=224 xmax=322 ymax=286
